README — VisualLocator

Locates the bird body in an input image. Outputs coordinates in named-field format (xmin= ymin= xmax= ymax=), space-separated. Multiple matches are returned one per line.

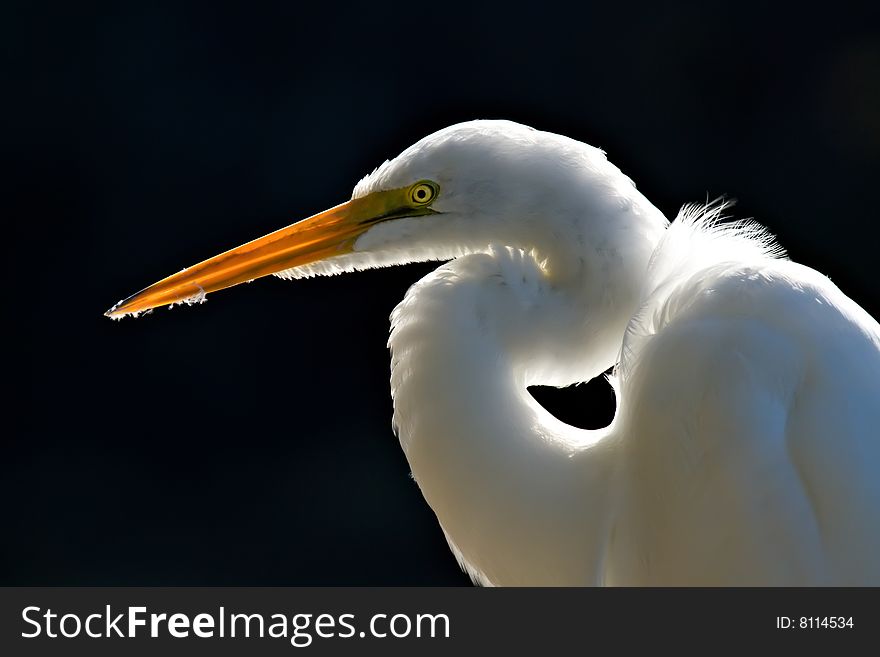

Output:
xmin=388 ymin=203 xmax=880 ymax=585
xmin=613 ymin=251 xmax=880 ymax=585
xmin=108 ymin=120 xmax=880 ymax=585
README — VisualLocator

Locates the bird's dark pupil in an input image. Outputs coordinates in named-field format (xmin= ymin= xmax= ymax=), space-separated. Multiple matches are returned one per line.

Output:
xmin=417 ymin=190 xmax=426 ymax=199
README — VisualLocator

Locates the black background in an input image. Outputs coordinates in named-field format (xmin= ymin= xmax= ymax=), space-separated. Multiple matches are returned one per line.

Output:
xmin=4 ymin=1 xmax=879 ymax=585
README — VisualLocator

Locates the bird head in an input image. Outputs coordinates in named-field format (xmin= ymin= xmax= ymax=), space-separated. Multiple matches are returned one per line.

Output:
xmin=105 ymin=120 xmax=660 ymax=318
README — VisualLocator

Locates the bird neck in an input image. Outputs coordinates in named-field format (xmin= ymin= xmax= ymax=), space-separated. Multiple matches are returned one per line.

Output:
xmin=507 ymin=197 xmax=669 ymax=386
xmin=388 ymin=214 xmax=664 ymax=584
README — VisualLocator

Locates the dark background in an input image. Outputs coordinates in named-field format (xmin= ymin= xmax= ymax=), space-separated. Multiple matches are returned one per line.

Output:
xmin=4 ymin=1 xmax=879 ymax=584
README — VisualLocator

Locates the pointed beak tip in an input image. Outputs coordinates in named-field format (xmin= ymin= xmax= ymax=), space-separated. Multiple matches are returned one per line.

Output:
xmin=104 ymin=299 xmax=132 ymax=320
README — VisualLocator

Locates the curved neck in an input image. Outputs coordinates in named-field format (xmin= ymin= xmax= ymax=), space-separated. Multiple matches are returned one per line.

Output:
xmin=388 ymin=243 xmax=649 ymax=585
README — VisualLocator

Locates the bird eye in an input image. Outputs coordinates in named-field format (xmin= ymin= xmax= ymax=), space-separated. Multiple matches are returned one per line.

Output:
xmin=410 ymin=181 xmax=438 ymax=205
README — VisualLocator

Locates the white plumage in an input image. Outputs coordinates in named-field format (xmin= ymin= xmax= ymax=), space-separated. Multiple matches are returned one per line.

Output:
xmin=368 ymin=121 xmax=880 ymax=585
xmin=111 ymin=120 xmax=880 ymax=585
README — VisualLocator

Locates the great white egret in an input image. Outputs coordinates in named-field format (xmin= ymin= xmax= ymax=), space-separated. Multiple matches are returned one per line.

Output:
xmin=107 ymin=120 xmax=880 ymax=585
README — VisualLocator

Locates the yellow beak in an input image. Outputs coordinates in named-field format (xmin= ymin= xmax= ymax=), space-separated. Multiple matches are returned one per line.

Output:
xmin=105 ymin=186 xmax=435 ymax=318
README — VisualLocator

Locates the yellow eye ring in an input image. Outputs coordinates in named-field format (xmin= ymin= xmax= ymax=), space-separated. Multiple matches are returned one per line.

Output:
xmin=410 ymin=181 xmax=438 ymax=205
